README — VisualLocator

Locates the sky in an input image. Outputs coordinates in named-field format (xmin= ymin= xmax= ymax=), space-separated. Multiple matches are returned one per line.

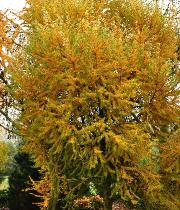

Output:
xmin=0 ymin=0 xmax=176 ymax=11
xmin=0 ymin=0 xmax=179 ymax=11
xmin=0 ymin=0 xmax=26 ymax=11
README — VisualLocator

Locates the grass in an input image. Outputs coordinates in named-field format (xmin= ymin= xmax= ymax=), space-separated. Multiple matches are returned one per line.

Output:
xmin=0 ymin=176 xmax=9 ymax=208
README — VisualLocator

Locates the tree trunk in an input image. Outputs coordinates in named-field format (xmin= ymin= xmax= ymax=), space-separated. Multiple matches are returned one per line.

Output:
xmin=48 ymin=174 xmax=59 ymax=210
xmin=102 ymin=174 xmax=113 ymax=210
xmin=112 ymin=201 xmax=130 ymax=210
xmin=48 ymin=197 xmax=57 ymax=210
xmin=103 ymin=195 xmax=113 ymax=210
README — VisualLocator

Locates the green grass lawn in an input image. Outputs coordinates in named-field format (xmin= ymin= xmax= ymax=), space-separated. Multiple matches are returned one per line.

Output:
xmin=0 ymin=176 xmax=9 ymax=208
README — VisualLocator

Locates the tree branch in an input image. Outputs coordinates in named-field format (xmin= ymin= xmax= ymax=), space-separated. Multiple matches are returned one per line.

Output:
xmin=0 ymin=108 xmax=13 ymax=123
xmin=0 ymin=123 xmax=19 ymax=136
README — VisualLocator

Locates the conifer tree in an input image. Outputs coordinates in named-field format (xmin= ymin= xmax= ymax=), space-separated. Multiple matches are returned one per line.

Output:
xmin=8 ymin=152 xmax=41 ymax=210
xmin=9 ymin=0 xmax=179 ymax=209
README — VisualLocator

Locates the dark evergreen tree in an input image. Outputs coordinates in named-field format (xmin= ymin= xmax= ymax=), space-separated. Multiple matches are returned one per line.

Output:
xmin=8 ymin=153 xmax=41 ymax=210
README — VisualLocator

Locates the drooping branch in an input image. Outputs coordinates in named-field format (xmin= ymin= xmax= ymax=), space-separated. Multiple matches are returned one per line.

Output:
xmin=0 ymin=108 xmax=13 ymax=123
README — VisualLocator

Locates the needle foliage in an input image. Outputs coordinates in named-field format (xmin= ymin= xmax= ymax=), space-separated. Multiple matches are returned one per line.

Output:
xmin=8 ymin=0 xmax=179 ymax=209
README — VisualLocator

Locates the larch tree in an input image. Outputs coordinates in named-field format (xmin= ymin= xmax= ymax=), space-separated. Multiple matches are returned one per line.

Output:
xmin=8 ymin=0 xmax=179 ymax=209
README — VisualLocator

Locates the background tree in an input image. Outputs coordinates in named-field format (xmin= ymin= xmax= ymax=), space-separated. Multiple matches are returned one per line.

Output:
xmin=0 ymin=11 xmax=11 ymax=128
xmin=0 ymin=140 xmax=15 ymax=208
xmin=8 ymin=152 xmax=41 ymax=210
xmin=9 ymin=0 xmax=179 ymax=209
xmin=0 ymin=10 xmax=20 ymax=134
xmin=0 ymin=140 xmax=10 ymax=173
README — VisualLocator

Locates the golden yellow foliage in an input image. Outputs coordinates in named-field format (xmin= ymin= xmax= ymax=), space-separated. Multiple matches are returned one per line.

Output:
xmin=9 ymin=0 xmax=179 ymax=209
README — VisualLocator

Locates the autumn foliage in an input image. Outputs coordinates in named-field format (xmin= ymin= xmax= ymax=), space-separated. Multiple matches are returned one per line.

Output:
xmin=0 ymin=10 xmax=20 ymax=131
xmin=7 ymin=0 xmax=179 ymax=209
xmin=0 ymin=11 xmax=11 ymax=111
